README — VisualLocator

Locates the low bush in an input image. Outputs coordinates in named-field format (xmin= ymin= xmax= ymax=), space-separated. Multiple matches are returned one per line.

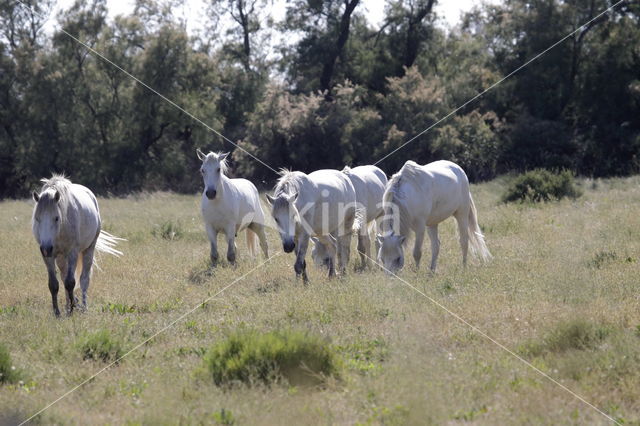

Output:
xmin=502 ymin=169 xmax=582 ymax=203
xmin=203 ymin=329 xmax=341 ymax=386
xmin=81 ymin=330 xmax=124 ymax=362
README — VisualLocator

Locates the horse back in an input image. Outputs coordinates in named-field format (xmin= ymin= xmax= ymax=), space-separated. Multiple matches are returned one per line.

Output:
xmin=68 ymin=184 xmax=101 ymax=248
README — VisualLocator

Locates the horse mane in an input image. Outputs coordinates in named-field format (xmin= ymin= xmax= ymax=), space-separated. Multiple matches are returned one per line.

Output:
xmin=381 ymin=161 xmax=423 ymax=241
xmin=341 ymin=165 xmax=352 ymax=174
xmin=35 ymin=174 xmax=72 ymax=223
xmin=203 ymin=151 xmax=229 ymax=175
xmin=274 ymin=169 xmax=306 ymax=197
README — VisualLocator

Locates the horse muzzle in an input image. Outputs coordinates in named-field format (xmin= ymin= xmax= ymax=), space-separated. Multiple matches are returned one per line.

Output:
xmin=40 ymin=245 xmax=53 ymax=257
xmin=283 ymin=241 xmax=295 ymax=253
xmin=205 ymin=189 xmax=217 ymax=200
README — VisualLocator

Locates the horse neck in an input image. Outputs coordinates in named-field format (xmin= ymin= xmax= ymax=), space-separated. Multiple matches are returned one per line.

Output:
xmin=383 ymin=186 xmax=410 ymax=238
xmin=218 ymin=173 xmax=231 ymax=194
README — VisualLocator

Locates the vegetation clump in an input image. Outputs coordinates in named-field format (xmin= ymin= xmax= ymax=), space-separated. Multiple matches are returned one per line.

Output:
xmin=81 ymin=330 xmax=124 ymax=363
xmin=520 ymin=320 xmax=610 ymax=357
xmin=502 ymin=169 xmax=582 ymax=203
xmin=204 ymin=329 xmax=341 ymax=386
xmin=0 ymin=343 xmax=20 ymax=384
xmin=152 ymin=220 xmax=184 ymax=241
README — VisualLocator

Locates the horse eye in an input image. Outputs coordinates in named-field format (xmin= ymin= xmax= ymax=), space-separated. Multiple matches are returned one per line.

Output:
xmin=200 ymin=169 xmax=204 ymax=175
xmin=55 ymin=216 xmax=59 ymax=222
xmin=216 ymin=168 xmax=221 ymax=173
xmin=396 ymin=257 xmax=401 ymax=263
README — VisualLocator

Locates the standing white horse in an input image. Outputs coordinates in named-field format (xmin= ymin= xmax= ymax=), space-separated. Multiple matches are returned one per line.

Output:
xmin=198 ymin=149 xmax=269 ymax=266
xmin=377 ymin=160 xmax=491 ymax=273
xmin=311 ymin=165 xmax=387 ymax=269
xmin=267 ymin=169 xmax=358 ymax=282
xmin=32 ymin=175 xmax=123 ymax=316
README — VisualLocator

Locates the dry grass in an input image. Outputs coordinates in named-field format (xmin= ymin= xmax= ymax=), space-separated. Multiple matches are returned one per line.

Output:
xmin=1 ymin=178 xmax=639 ymax=424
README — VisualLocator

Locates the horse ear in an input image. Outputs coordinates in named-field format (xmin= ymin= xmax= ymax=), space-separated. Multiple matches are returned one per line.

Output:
xmin=328 ymin=234 xmax=337 ymax=244
xmin=196 ymin=148 xmax=206 ymax=161
xmin=32 ymin=191 xmax=40 ymax=202
xmin=54 ymin=191 xmax=60 ymax=202
xmin=288 ymin=192 xmax=298 ymax=203
xmin=376 ymin=233 xmax=383 ymax=245
xmin=310 ymin=237 xmax=319 ymax=244
xmin=265 ymin=194 xmax=275 ymax=205
xmin=218 ymin=152 xmax=230 ymax=161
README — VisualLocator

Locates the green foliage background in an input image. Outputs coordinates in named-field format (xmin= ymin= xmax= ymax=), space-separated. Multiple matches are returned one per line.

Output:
xmin=1 ymin=0 xmax=639 ymax=198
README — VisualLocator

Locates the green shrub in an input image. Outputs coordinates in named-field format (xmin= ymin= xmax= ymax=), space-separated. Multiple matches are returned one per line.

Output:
xmin=81 ymin=330 xmax=124 ymax=362
xmin=502 ymin=169 xmax=582 ymax=203
xmin=203 ymin=329 xmax=341 ymax=386
xmin=520 ymin=320 xmax=610 ymax=357
xmin=152 ymin=220 xmax=184 ymax=240
xmin=0 ymin=343 xmax=20 ymax=384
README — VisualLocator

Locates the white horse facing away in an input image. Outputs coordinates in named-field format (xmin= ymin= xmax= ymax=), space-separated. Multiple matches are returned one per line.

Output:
xmin=267 ymin=169 xmax=358 ymax=282
xmin=311 ymin=165 xmax=387 ymax=269
xmin=32 ymin=175 xmax=124 ymax=316
xmin=198 ymin=149 xmax=269 ymax=266
xmin=377 ymin=160 xmax=491 ymax=273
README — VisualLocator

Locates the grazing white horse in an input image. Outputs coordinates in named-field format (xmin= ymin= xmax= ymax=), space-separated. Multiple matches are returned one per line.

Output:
xmin=377 ymin=160 xmax=491 ymax=273
xmin=198 ymin=149 xmax=269 ymax=266
xmin=267 ymin=169 xmax=358 ymax=282
xmin=311 ymin=165 xmax=387 ymax=269
xmin=32 ymin=175 xmax=123 ymax=316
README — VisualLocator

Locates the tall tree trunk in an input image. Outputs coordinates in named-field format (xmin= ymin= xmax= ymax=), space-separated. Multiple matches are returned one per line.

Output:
xmin=319 ymin=0 xmax=360 ymax=95
xmin=402 ymin=0 xmax=435 ymax=71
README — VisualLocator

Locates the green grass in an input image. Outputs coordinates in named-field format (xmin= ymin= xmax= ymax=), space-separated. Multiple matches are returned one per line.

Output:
xmin=0 ymin=343 xmax=21 ymax=384
xmin=0 ymin=179 xmax=639 ymax=423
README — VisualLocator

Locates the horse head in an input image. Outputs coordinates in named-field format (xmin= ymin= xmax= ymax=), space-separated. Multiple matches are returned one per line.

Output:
xmin=197 ymin=149 xmax=229 ymax=200
xmin=266 ymin=191 xmax=300 ymax=253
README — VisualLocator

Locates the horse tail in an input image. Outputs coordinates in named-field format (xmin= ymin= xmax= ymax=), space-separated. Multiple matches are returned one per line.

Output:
xmin=96 ymin=230 xmax=125 ymax=257
xmin=352 ymin=206 xmax=365 ymax=234
xmin=246 ymin=228 xmax=258 ymax=257
xmin=467 ymin=195 xmax=492 ymax=262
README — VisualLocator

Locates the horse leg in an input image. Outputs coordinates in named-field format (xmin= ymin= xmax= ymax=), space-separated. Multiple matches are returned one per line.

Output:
xmin=44 ymin=256 xmax=60 ymax=317
xmin=427 ymin=225 xmax=440 ymax=272
xmin=249 ymin=222 xmax=269 ymax=259
xmin=225 ymin=226 xmax=237 ymax=265
xmin=413 ymin=224 xmax=425 ymax=270
xmin=294 ymin=233 xmax=310 ymax=283
xmin=318 ymin=235 xmax=337 ymax=277
xmin=337 ymin=234 xmax=351 ymax=275
xmin=374 ymin=218 xmax=382 ymax=259
xmin=357 ymin=225 xmax=371 ymax=269
xmin=80 ymin=243 xmax=96 ymax=311
xmin=64 ymin=250 xmax=79 ymax=315
xmin=455 ymin=213 xmax=470 ymax=267
xmin=206 ymin=223 xmax=219 ymax=267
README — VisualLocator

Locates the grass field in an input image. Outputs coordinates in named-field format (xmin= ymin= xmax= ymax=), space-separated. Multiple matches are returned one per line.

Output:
xmin=1 ymin=176 xmax=639 ymax=425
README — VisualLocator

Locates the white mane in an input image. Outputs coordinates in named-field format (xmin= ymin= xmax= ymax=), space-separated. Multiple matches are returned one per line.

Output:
xmin=381 ymin=161 xmax=424 ymax=240
xmin=274 ymin=169 xmax=306 ymax=197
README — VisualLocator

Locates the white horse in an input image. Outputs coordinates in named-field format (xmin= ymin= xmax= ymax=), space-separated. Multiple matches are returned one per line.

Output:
xmin=32 ymin=175 xmax=123 ymax=316
xmin=267 ymin=169 xmax=358 ymax=282
xmin=198 ymin=149 xmax=269 ymax=266
xmin=377 ymin=160 xmax=491 ymax=273
xmin=311 ymin=165 xmax=387 ymax=269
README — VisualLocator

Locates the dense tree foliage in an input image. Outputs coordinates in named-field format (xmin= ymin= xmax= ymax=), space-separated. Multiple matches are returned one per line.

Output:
xmin=0 ymin=0 xmax=638 ymax=198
